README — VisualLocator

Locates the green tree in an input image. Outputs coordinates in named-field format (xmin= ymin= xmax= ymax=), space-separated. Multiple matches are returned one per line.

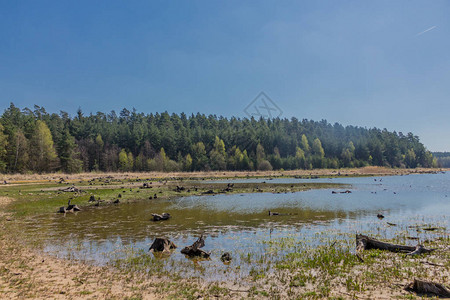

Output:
xmin=95 ymin=134 xmax=104 ymax=170
xmin=404 ymin=148 xmax=417 ymax=168
xmin=294 ymin=146 xmax=305 ymax=169
xmin=10 ymin=130 xmax=29 ymax=172
xmin=300 ymin=134 xmax=310 ymax=154
xmin=29 ymin=120 xmax=59 ymax=172
xmin=209 ymin=136 xmax=227 ymax=170
xmin=127 ymin=151 xmax=134 ymax=171
xmin=312 ymin=138 xmax=325 ymax=158
xmin=184 ymin=153 xmax=193 ymax=171
xmin=0 ymin=124 xmax=7 ymax=172
xmin=118 ymin=149 xmax=129 ymax=172
xmin=58 ymin=129 xmax=82 ymax=173
xmin=191 ymin=142 xmax=208 ymax=170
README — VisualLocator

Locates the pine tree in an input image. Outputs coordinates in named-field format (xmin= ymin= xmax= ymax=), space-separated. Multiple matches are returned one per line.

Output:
xmin=58 ymin=129 xmax=82 ymax=173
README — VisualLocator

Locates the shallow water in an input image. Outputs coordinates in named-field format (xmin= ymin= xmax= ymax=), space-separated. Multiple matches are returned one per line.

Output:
xmin=22 ymin=172 xmax=450 ymax=280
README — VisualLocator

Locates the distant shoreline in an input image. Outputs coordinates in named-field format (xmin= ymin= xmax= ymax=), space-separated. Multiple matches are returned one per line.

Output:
xmin=0 ymin=166 xmax=446 ymax=183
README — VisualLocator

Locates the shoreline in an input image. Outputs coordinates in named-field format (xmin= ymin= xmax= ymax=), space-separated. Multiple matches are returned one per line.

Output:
xmin=0 ymin=166 xmax=446 ymax=184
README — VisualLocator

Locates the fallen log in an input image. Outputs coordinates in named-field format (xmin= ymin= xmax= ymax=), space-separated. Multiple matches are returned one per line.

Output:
xmin=405 ymin=279 xmax=450 ymax=297
xmin=356 ymin=234 xmax=435 ymax=255
xmin=181 ymin=235 xmax=210 ymax=258
xmin=149 ymin=238 xmax=177 ymax=253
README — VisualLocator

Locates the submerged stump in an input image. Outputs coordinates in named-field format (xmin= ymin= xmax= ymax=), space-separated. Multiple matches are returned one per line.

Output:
xmin=151 ymin=213 xmax=171 ymax=221
xmin=181 ymin=235 xmax=210 ymax=258
xmin=149 ymin=238 xmax=177 ymax=253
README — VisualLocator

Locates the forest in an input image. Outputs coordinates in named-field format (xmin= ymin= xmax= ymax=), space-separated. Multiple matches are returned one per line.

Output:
xmin=432 ymin=152 xmax=450 ymax=168
xmin=0 ymin=103 xmax=437 ymax=174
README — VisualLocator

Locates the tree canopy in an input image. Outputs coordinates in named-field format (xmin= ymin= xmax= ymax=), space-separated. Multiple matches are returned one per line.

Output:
xmin=0 ymin=103 xmax=437 ymax=173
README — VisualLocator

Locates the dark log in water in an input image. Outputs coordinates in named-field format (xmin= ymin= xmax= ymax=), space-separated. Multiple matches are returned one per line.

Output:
xmin=405 ymin=279 xmax=450 ymax=297
xmin=356 ymin=234 xmax=434 ymax=255
xmin=181 ymin=235 xmax=210 ymax=258
xmin=149 ymin=238 xmax=177 ymax=253
xmin=151 ymin=213 xmax=170 ymax=221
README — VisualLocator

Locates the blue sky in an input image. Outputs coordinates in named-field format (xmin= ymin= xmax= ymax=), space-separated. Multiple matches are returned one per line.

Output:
xmin=1 ymin=0 xmax=449 ymax=151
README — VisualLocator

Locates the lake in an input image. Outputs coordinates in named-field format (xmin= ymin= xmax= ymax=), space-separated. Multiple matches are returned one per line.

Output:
xmin=21 ymin=172 xmax=449 ymax=281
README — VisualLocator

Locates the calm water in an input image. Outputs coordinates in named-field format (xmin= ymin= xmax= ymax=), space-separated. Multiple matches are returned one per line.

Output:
xmin=22 ymin=172 xmax=450 ymax=280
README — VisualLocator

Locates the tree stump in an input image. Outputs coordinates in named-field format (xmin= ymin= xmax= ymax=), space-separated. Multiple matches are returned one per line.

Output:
xmin=221 ymin=252 xmax=232 ymax=263
xmin=181 ymin=235 xmax=210 ymax=258
xmin=149 ymin=238 xmax=177 ymax=253
xmin=405 ymin=279 xmax=450 ymax=297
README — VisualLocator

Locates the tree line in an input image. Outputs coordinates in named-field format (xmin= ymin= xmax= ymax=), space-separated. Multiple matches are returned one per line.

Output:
xmin=431 ymin=152 xmax=450 ymax=168
xmin=0 ymin=103 xmax=437 ymax=173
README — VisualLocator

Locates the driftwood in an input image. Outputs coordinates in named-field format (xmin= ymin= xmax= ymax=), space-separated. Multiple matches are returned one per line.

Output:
xmin=356 ymin=234 xmax=434 ymax=255
xmin=151 ymin=213 xmax=170 ymax=221
xmin=181 ymin=235 xmax=210 ymax=258
xmin=149 ymin=238 xmax=177 ymax=253
xmin=405 ymin=279 xmax=450 ymax=297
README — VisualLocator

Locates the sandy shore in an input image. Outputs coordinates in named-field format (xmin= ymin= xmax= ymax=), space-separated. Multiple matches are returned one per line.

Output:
xmin=0 ymin=196 xmax=158 ymax=299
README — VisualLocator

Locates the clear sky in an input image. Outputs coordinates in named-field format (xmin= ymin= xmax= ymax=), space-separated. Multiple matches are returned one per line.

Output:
xmin=1 ymin=0 xmax=449 ymax=151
